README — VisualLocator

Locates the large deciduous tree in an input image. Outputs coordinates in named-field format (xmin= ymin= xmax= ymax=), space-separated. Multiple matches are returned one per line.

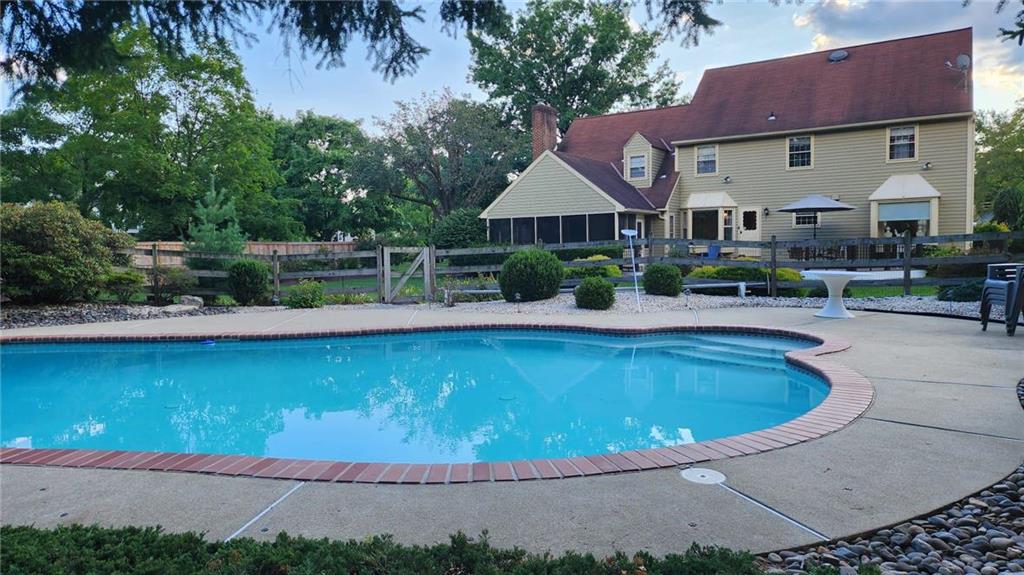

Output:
xmin=468 ymin=0 xmax=687 ymax=132
xmin=975 ymin=102 xmax=1024 ymax=212
xmin=0 ymin=26 xmax=296 ymax=240
xmin=272 ymin=111 xmax=398 ymax=240
xmin=358 ymin=91 xmax=529 ymax=220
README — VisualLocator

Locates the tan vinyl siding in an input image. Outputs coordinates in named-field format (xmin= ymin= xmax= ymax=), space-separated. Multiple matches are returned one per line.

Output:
xmin=623 ymin=133 xmax=653 ymax=188
xmin=485 ymin=154 xmax=616 ymax=218
xmin=650 ymin=147 xmax=667 ymax=182
xmin=675 ymin=119 xmax=971 ymax=240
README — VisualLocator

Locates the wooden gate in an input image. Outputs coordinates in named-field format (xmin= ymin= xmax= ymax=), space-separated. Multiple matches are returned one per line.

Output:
xmin=378 ymin=246 xmax=434 ymax=303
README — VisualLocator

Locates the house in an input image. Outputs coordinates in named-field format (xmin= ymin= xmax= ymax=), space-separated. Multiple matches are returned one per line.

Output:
xmin=479 ymin=28 xmax=975 ymax=250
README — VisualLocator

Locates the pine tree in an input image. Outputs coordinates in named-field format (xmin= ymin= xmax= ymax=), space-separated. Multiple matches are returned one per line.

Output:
xmin=185 ymin=177 xmax=247 ymax=255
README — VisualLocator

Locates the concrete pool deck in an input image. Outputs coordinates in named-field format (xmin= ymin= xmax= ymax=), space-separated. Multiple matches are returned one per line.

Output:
xmin=1 ymin=305 xmax=1022 ymax=555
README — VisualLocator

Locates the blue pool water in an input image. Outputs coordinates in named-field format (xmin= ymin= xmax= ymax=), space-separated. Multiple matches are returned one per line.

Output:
xmin=0 ymin=330 xmax=828 ymax=463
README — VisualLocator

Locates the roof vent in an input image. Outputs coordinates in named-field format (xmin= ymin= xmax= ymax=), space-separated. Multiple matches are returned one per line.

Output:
xmin=828 ymin=49 xmax=849 ymax=63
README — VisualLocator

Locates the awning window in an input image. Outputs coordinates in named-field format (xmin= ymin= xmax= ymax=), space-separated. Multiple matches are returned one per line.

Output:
xmin=878 ymin=201 xmax=930 ymax=221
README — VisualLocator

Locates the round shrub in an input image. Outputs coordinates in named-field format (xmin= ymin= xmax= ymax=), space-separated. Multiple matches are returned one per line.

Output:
xmin=643 ymin=263 xmax=682 ymax=297
xmin=937 ymin=279 xmax=984 ymax=302
xmin=574 ymin=276 xmax=615 ymax=310
xmin=564 ymin=255 xmax=623 ymax=280
xmin=227 ymin=259 xmax=270 ymax=305
xmin=498 ymin=249 xmax=563 ymax=302
xmin=284 ymin=280 xmax=326 ymax=309
xmin=101 ymin=270 xmax=146 ymax=303
xmin=0 ymin=202 xmax=134 ymax=303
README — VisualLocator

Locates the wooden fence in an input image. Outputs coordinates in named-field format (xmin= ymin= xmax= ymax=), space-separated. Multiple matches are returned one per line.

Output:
xmin=128 ymin=230 xmax=1024 ymax=303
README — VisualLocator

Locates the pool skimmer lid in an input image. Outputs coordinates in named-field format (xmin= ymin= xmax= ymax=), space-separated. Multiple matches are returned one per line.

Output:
xmin=680 ymin=467 xmax=726 ymax=485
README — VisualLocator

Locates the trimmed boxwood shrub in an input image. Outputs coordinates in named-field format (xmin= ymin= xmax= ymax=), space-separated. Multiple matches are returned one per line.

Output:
xmin=564 ymin=255 xmax=623 ymax=279
xmin=101 ymin=270 xmax=146 ymax=303
xmin=0 ymin=202 xmax=134 ymax=303
xmin=643 ymin=263 xmax=682 ymax=297
xmin=498 ymin=249 xmax=562 ymax=302
xmin=284 ymin=279 xmax=326 ymax=308
xmin=228 ymin=259 xmax=270 ymax=305
xmin=574 ymin=276 xmax=616 ymax=310
xmin=937 ymin=279 xmax=984 ymax=302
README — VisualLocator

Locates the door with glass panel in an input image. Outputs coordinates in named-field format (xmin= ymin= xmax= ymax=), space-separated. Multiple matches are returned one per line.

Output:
xmin=737 ymin=207 xmax=762 ymax=257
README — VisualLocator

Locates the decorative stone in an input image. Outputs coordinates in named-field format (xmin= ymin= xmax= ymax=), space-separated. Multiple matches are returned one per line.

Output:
xmin=179 ymin=295 xmax=204 ymax=307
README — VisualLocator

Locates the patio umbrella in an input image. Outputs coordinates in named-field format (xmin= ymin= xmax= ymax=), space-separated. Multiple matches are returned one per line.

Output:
xmin=777 ymin=194 xmax=855 ymax=238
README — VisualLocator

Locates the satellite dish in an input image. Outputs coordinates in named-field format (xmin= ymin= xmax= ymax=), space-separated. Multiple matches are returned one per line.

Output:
xmin=955 ymin=53 xmax=971 ymax=71
xmin=828 ymin=49 xmax=849 ymax=63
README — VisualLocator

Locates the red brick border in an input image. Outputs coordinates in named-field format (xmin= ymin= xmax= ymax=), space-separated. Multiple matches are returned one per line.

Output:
xmin=0 ymin=324 xmax=872 ymax=484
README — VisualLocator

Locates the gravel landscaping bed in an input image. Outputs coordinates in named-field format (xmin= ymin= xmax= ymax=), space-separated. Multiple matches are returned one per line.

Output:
xmin=442 ymin=292 xmax=1008 ymax=322
xmin=761 ymin=383 xmax=1024 ymax=575
xmin=0 ymin=303 xmax=240 ymax=330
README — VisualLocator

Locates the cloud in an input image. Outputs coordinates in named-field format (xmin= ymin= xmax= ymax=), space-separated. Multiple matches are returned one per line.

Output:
xmin=792 ymin=0 xmax=1023 ymax=110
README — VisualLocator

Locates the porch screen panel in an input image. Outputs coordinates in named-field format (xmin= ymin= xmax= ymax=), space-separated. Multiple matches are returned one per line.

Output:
xmin=691 ymin=210 xmax=718 ymax=240
xmin=536 ymin=216 xmax=560 ymax=244
xmin=587 ymin=213 xmax=615 ymax=241
xmin=512 ymin=217 xmax=536 ymax=244
xmin=488 ymin=219 xmax=511 ymax=243
xmin=878 ymin=202 xmax=930 ymax=221
xmin=561 ymin=215 xmax=587 ymax=243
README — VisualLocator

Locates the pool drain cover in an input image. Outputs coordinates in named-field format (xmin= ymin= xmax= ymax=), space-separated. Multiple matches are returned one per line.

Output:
xmin=680 ymin=467 xmax=725 ymax=485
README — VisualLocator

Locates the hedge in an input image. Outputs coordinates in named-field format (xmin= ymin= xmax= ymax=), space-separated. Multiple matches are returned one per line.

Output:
xmin=564 ymin=255 xmax=623 ymax=280
xmin=0 ymin=525 xmax=767 ymax=575
xmin=688 ymin=265 xmax=804 ymax=296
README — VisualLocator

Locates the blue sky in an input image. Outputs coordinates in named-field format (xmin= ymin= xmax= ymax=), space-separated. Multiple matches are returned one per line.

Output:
xmin=239 ymin=1 xmax=1022 ymax=128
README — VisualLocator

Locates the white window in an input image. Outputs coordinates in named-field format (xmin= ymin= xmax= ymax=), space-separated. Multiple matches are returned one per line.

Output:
xmin=787 ymin=136 xmax=813 ymax=169
xmin=793 ymin=212 xmax=820 ymax=228
xmin=629 ymin=155 xmax=646 ymax=178
xmin=888 ymin=125 xmax=917 ymax=161
xmin=668 ymin=214 xmax=676 ymax=238
xmin=696 ymin=145 xmax=717 ymax=175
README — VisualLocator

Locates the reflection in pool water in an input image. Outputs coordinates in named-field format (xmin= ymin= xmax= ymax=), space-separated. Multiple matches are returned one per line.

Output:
xmin=0 ymin=330 xmax=828 ymax=463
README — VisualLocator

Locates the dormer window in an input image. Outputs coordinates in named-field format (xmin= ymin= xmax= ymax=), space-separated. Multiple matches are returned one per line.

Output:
xmin=629 ymin=155 xmax=646 ymax=178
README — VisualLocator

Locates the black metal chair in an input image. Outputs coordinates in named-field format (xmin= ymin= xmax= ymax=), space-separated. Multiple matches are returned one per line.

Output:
xmin=981 ymin=263 xmax=1023 ymax=336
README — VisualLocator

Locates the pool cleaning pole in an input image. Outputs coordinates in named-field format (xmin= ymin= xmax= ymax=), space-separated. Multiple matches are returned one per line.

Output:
xmin=621 ymin=229 xmax=641 ymax=312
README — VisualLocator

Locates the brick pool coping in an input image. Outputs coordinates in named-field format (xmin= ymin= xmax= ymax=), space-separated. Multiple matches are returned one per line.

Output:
xmin=0 ymin=324 xmax=873 ymax=484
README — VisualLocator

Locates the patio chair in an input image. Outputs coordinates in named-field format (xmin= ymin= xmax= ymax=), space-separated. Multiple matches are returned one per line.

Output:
xmin=981 ymin=263 xmax=1024 ymax=336
xmin=703 ymin=245 xmax=722 ymax=261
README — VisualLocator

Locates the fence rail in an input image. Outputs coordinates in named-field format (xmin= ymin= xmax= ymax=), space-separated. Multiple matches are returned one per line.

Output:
xmin=129 ymin=230 xmax=1023 ymax=303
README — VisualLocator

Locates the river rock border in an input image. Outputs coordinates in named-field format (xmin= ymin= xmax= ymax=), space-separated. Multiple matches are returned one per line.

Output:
xmin=0 ymin=324 xmax=872 ymax=484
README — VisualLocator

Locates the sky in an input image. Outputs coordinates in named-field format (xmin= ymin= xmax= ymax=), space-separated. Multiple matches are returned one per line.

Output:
xmin=236 ymin=0 xmax=1023 ymax=131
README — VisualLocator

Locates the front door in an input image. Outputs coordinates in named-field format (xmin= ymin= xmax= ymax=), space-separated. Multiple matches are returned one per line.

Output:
xmin=737 ymin=207 xmax=761 ymax=256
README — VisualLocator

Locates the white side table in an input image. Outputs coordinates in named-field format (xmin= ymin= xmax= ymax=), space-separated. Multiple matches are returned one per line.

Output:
xmin=802 ymin=270 xmax=861 ymax=319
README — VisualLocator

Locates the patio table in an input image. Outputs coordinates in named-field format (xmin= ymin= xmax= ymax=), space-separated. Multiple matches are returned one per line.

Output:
xmin=801 ymin=270 xmax=865 ymax=319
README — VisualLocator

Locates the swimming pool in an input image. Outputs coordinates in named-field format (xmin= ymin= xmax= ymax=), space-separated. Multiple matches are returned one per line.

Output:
xmin=1 ymin=329 xmax=829 ymax=464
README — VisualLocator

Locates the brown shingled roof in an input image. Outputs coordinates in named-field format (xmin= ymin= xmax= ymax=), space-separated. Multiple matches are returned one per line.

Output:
xmin=545 ymin=28 xmax=972 ymax=211
xmin=553 ymin=152 xmax=656 ymax=211
xmin=673 ymin=28 xmax=973 ymax=142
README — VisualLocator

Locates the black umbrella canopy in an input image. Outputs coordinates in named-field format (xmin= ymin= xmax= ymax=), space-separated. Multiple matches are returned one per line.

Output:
xmin=777 ymin=195 xmax=855 ymax=238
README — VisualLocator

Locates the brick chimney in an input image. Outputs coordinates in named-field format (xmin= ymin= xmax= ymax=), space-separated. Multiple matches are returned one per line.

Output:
xmin=531 ymin=103 xmax=558 ymax=160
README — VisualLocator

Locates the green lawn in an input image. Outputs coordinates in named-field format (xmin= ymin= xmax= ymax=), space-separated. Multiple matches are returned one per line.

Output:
xmin=847 ymin=285 xmax=939 ymax=298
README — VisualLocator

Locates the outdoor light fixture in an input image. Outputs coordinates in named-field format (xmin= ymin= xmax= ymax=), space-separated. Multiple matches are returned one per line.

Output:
xmin=922 ymin=162 xmax=933 ymax=170
xmin=722 ymin=175 xmax=732 ymax=184
xmin=767 ymin=112 xmax=777 ymax=121
xmin=620 ymin=229 xmax=642 ymax=313
xmin=763 ymin=207 xmax=770 ymax=217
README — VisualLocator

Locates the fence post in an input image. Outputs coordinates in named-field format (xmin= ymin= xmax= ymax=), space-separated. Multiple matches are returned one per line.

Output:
xmin=272 ymin=249 xmax=281 ymax=300
xmin=424 ymin=245 xmax=436 ymax=302
xmin=769 ymin=235 xmax=778 ymax=298
xmin=150 ymin=242 xmax=159 ymax=302
xmin=376 ymin=245 xmax=386 ymax=303
xmin=902 ymin=231 xmax=913 ymax=296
